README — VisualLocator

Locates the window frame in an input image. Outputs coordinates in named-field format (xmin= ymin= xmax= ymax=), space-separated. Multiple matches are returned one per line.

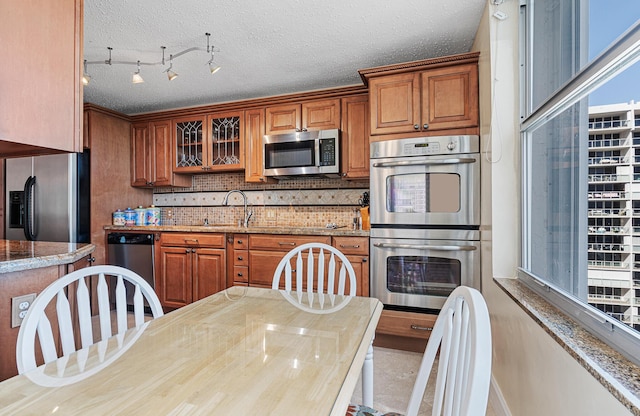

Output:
xmin=518 ymin=0 xmax=640 ymax=365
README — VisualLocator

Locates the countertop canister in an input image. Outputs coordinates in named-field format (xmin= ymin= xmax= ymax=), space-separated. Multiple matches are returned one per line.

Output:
xmin=124 ymin=207 xmax=136 ymax=226
xmin=146 ymin=205 xmax=161 ymax=226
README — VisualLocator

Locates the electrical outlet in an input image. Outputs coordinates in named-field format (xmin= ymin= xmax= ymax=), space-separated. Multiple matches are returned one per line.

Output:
xmin=265 ymin=208 xmax=277 ymax=223
xmin=11 ymin=293 xmax=36 ymax=328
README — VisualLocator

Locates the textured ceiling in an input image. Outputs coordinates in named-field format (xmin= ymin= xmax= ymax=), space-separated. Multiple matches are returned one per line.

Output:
xmin=83 ymin=0 xmax=486 ymax=115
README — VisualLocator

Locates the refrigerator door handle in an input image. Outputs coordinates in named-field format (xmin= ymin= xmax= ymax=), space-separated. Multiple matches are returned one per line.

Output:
xmin=23 ymin=176 xmax=37 ymax=241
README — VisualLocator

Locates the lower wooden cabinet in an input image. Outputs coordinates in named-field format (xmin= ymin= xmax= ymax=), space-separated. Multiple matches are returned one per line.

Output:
xmin=374 ymin=309 xmax=438 ymax=353
xmin=156 ymin=233 xmax=226 ymax=309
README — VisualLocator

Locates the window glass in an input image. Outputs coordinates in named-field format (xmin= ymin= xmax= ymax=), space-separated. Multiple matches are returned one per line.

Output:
xmin=521 ymin=0 xmax=640 ymax=359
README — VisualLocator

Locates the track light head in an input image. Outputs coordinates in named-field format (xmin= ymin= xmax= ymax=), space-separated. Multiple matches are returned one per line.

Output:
xmin=132 ymin=60 xmax=144 ymax=84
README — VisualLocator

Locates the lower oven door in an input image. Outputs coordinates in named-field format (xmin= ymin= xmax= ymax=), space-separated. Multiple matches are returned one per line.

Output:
xmin=370 ymin=237 xmax=480 ymax=309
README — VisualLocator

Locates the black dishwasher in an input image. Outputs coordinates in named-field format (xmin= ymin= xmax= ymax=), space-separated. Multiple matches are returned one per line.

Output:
xmin=107 ymin=233 xmax=155 ymax=308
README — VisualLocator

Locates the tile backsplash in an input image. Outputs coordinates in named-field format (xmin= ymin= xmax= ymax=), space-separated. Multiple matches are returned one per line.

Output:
xmin=153 ymin=173 xmax=369 ymax=228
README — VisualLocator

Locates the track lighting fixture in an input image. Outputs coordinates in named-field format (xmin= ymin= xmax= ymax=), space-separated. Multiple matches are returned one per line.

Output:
xmin=84 ymin=33 xmax=220 ymax=86
xmin=165 ymin=54 xmax=178 ymax=81
xmin=132 ymin=60 xmax=144 ymax=84
xmin=82 ymin=60 xmax=91 ymax=86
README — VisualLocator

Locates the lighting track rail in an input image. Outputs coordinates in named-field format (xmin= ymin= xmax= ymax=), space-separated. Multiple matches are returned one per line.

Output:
xmin=82 ymin=32 xmax=221 ymax=85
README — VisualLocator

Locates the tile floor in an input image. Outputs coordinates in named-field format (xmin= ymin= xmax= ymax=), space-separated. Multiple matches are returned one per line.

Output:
xmin=350 ymin=347 xmax=497 ymax=416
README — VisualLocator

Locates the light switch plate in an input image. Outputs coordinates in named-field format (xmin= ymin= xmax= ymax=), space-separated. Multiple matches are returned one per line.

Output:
xmin=11 ymin=293 xmax=36 ymax=328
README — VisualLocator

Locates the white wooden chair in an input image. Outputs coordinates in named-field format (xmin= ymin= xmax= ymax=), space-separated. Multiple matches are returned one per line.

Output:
xmin=272 ymin=242 xmax=357 ymax=311
xmin=16 ymin=265 xmax=163 ymax=376
xmin=347 ymin=286 xmax=492 ymax=416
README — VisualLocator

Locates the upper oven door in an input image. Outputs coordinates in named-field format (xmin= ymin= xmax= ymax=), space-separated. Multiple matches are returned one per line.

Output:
xmin=370 ymin=152 xmax=480 ymax=227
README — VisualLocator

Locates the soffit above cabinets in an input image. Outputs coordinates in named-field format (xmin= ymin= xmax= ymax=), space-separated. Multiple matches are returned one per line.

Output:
xmin=83 ymin=0 xmax=486 ymax=115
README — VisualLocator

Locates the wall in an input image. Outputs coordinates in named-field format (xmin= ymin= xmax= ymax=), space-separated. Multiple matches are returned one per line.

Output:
xmin=474 ymin=1 xmax=631 ymax=415
xmin=152 ymin=173 xmax=369 ymax=229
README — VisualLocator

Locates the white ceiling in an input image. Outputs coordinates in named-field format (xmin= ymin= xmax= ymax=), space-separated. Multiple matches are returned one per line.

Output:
xmin=83 ymin=0 xmax=486 ymax=115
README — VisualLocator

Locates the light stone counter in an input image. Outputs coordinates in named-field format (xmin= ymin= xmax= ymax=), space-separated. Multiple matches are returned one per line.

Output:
xmin=0 ymin=240 xmax=95 ymax=274
xmin=104 ymin=224 xmax=370 ymax=237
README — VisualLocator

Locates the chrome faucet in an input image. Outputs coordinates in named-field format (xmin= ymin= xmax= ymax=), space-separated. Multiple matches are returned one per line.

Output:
xmin=222 ymin=190 xmax=253 ymax=227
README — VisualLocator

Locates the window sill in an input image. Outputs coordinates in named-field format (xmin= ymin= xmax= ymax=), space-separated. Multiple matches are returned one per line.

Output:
xmin=494 ymin=277 xmax=640 ymax=415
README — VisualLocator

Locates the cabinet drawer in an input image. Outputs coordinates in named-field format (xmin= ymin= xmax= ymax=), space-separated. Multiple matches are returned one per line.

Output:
xmin=160 ymin=233 xmax=225 ymax=248
xmin=249 ymin=234 xmax=330 ymax=251
xmin=376 ymin=310 xmax=437 ymax=340
xmin=332 ymin=237 xmax=369 ymax=255
xmin=233 ymin=266 xmax=248 ymax=283
xmin=234 ymin=250 xmax=249 ymax=266
xmin=233 ymin=235 xmax=249 ymax=250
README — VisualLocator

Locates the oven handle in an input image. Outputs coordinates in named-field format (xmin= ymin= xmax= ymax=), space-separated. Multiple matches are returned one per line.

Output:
xmin=373 ymin=242 xmax=477 ymax=251
xmin=372 ymin=157 xmax=476 ymax=168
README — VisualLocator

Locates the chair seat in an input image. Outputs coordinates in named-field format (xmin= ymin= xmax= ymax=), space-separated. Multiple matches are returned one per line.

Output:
xmin=346 ymin=404 xmax=403 ymax=416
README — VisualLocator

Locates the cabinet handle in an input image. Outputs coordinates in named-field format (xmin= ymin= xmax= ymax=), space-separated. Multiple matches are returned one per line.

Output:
xmin=184 ymin=239 xmax=199 ymax=243
xmin=185 ymin=249 xmax=190 ymax=253
xmin=410 ymin=324 xmax=433 ymax=332
xmin=259 ymin=177 xmax=264 ymax=182
xmin=302 ymin=128 xmax=307 ymax=132
xmin=413 ymin=124 xmax=420 ymax=130
xmin=339 ymin=244 xmax=360 ymax=249
xmin=278 ymin=242 xmax=296 ymax=246
xmin=362 ymin=258 xmax=367 ymax=263
xmin=192 ymin=248 xmax=196 ymax=253
xmin=237 ymin=272 xmax=243 ymax=277
xmin=423 ymin=123 xmax=429 ymax=129
xmin=237 ymin=256 xmax=243 ymax=261
xmin=236 ymin=239 xmax=243 ymax=244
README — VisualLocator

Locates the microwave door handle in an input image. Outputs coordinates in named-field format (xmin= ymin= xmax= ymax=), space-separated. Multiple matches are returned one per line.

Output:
xmin=373 ymin=242 xmax=477 ymax=251
xmin=372 ymin=157 xmax=476 ymax=168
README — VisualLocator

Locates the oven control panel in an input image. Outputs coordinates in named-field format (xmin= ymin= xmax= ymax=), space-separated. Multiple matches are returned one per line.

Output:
xmin=402 ymin=141 xmax=443 ymax=155
xmin=371 ymin=135 xmax=479 ymax=159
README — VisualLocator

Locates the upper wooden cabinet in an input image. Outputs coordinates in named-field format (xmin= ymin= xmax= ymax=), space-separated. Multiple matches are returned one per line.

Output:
xmin=244 ymin=108 xmax=276 ymax=183
xmin=360 ymin=52 xmax=479 ymax=139
xmin=131 ymin=120 xmax=191 ymax=188
xmin=0 ymin=0 xmax=83 ymax=157
xmin=340 ymin=95 xmax=370 ymax=180
xmin=265 ymin=99 xmax=340 ymax=135
xmin=173 ymin=111 xmax=244 ymax=173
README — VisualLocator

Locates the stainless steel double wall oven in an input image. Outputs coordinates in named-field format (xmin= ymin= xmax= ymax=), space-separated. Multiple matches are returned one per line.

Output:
xmin=370 ymin=135 xmax=480 ymax=310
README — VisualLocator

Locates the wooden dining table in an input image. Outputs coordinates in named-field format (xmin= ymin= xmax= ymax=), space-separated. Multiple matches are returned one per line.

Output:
xmin=0 ymin=286 xmax=383 ymax=415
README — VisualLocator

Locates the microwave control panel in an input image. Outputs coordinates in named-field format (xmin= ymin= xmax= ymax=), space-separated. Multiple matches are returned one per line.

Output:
xmin=319 ymin=138 xmax=336 ymax=166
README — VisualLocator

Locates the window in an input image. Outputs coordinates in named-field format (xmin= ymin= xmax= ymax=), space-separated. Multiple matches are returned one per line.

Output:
xmin=519 ymin=0 xmax=640 ymax=364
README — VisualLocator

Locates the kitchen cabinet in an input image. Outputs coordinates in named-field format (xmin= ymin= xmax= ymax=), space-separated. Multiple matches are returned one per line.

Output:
xmin=340 ymin=95 xmax=370 ymax=180
xmin=228 ymin=235 xmax=249 ymax=286
xmin=244 ymin=108 xmax=276 ymax=183
xmin=156 ymin=233 xmax=226 ymax=309
xmin=332 ymin=236 xmax=369 ymax=296
xmin=361 ymin=52 xmax=479 ymax=139
xmin=0 ymin=0 xmax=83 ymax=156
xmin=131 ymin=120 xmax=191 ymax=188
xmin=265 ymin=99 xmax=340 ymax=135
xmin=173 ymin=111 xmax=244 ymax=173
xmin=374 ymin=310 xmax=438 ymax=353
xmin=248 ymin=234 xmax=332 ymax=288
xmin=245 ymin=234 xmax=369 ymax=296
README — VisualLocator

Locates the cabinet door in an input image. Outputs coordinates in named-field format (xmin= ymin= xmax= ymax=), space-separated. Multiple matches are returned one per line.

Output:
xmin=193 ymin=247 xmax=226 ymax=300
xmin=158 ymin=246 xmax=193 ymax=308
xmin=174 ymin=116 xmax=206 ymax=173
xmin=421 ymin=64 xmax=479 ymax=131
xmin=245 ymin=108 xmax=276 ymax=183
xmin=131 ymin=122 xmax=152 ymax=187
xmin=302 ymin=99 xmax=340 ymax=131
xmin=265 ymin=104 xmax=300 ymax=135
xmin=150 ymin=120 xmax=173 ymax=186
xmin=340 ymin=95 xmax=370 ymax=179
xmin=0 ymin=0 xmax=82 ymax=154
xmin=248 ymin=250 xmax=285 ymax=288
xmin=207 ymin=111 xmax=244 ymax=171
xmin=369 ymin=73 xmax=421 ymax=135
xmin=340 ymin=255 xmax=368 ymax=297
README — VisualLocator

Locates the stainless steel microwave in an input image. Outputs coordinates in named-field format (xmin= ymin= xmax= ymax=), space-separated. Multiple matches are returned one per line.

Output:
xmin=263 ymin=129 xmax=340 ymax=178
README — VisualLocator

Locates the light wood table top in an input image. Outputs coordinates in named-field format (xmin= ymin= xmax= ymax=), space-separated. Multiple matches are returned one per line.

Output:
xmin=0 ymin=287 xmax=382 ymax=415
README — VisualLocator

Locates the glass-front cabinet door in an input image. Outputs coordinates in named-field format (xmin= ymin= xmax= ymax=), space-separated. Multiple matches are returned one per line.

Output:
xmin=174 ymin=116 xmax=205 ymax=173
xmin=207 ymin=111 xmax=244 ymax=171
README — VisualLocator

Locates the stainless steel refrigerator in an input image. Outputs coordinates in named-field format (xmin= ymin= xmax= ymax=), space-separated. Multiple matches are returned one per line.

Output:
xmin=5 ymin=153 xmax=90 ymax=242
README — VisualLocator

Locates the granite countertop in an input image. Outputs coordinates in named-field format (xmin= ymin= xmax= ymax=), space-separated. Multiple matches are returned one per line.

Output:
xmin=104 ymin=225 xmax=370 ymax=237
xmin=0 ymin=240 xmax=95 ymax=274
